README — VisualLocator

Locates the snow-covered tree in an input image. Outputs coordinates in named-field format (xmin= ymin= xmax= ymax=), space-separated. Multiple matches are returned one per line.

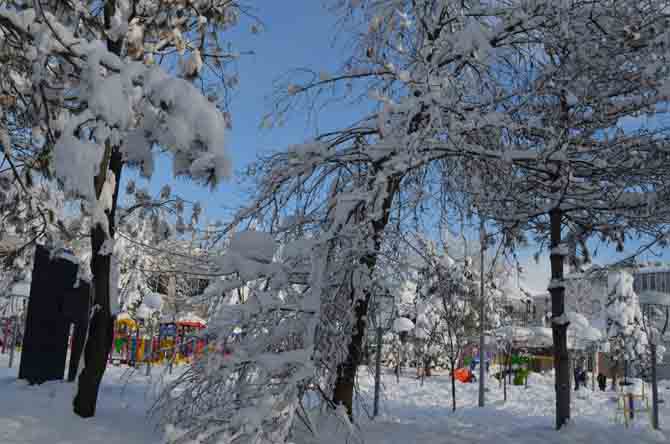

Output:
xmin=211 ymin=0 xmax=670 ymax=428
xmin=639 ymin=289 xmax=670 ymax=429
xmin=564 ymin=270 xmax=607 ymax=322
xmin=0 ymin=1 xmax=250 ymax=416
xmin=605 ymin=271 xmax=649 ymax=380
xmin=399 ymin=243 xmax=480 ymax=411
xmin=154 ymin=230 xmax=319 ymax=444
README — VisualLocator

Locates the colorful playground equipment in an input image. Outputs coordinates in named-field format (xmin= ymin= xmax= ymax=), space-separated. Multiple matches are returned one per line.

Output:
xmin=614 ymin=379 xmax=651 ymax=427
xmin=110 ymin=312 xmax=208 ymax=366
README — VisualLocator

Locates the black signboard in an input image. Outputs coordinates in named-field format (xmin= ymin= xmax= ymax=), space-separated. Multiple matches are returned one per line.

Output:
xmin=18 ymin=246 xmax=90 ymax=384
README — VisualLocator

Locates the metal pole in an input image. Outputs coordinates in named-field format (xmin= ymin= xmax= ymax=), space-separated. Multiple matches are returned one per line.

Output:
xmin=373 ymin=325 xmax=382 ymax=417
xmin=478 ymin=220 xmax=486 ymax=407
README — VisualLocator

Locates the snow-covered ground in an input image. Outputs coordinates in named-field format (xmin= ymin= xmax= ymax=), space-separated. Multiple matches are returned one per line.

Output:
xmin=296 ymin=368 xmax=670 ymax=444
xmin=0 ymin=353 xmax=165 ymax=444
xmin=345 ymin=369 xmax=670 ymax=444
xmin=1 ymin=352 xmax=669 ymax=444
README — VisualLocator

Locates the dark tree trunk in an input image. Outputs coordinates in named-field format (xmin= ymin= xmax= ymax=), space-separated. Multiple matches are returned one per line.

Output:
xmin=332 ymin=177 xmax=399 ymax=418
xmin=332 ymin=297 xmax=368 ymax=417
xmin=650 ymin=344 xmax=659 ymax=430
xmin=72 ymin=2 xmax=125 ymax=417
xmin=478 ymin=226 xmax=486 ymax=407
xmin=73 ymin=149 xmax=123 ymax=417
xmin=549 ymin=208 xmax=570 ymax=429
xmin=373 ymin=325 xmax=382 ymax=418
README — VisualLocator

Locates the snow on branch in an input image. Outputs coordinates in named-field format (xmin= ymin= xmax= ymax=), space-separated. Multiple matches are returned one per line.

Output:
xmin=154 ymin=230 xmax=320 ymax=444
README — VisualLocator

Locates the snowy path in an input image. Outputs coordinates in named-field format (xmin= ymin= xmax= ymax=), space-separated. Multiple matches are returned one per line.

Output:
xmin=0 ymin=354 xmax=164 ymax=444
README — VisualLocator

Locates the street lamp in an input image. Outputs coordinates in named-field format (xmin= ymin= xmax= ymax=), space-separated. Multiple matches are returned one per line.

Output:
xmin=639 ymin=291 xmax=670 ymax=430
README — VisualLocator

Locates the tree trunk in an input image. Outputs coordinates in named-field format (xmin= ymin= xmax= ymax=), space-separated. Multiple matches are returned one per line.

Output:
xmin=478 ymin=220 xmax=486 ymax=407
xmin=549 ymin=208 xmax=570 ymax=429
xmin=73 ymin=149 xmax=123 ymax=418
xmin=508 ymin=352 xmax=513 ymax=386
xmin=591 ymin=351 xmax=596 ymax=391
xmin=332 ymin=177 xmax=399 ymax=418
xmin=373 ymin=325 xmax=382 ymax=418
xmin=651 ymin=343 xmax=659 ymax=430
xmin=451 ymin=362 xmax=457 ymax=412
xmin=498 ymin=354 xmax=502 ymax=388
xmin=145 ymin=329 xmax=152 ymax=377
xmin=503 ymin=351 xmax=508 ymax=402
xmin=8 ymin=315 xmax=18 ymax=368
xmin=332 ymin=297 xmax=368 ymax=417
xmin=72 ymin=2 xmax=125 ymax=418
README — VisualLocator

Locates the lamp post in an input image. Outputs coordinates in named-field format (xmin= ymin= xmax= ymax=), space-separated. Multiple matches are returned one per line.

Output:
xmin=640 ymin=292 xmax=670 ymax=430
